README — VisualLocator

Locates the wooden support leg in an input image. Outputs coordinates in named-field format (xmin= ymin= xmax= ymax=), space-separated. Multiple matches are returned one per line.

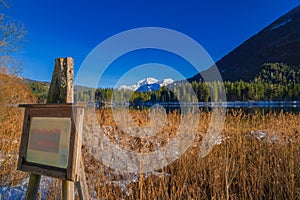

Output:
xmin=62 ymin=180 xmax=74 ymax=200
xmin=75 ymin=158 xmax=89 ymax=200
xmin=25 ymin=173 xmax=41 ymax=200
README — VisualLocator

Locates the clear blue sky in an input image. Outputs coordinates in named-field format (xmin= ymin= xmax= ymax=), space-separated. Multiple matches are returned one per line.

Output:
xmin=7 ymin=0 xmax=300 ymax=87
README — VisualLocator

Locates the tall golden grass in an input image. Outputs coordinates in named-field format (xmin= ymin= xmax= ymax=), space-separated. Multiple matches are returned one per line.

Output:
xmin=81 ymin=108 xmax=300 ymax=200
xmin=1 ymin=93 xmax=300 ymax=199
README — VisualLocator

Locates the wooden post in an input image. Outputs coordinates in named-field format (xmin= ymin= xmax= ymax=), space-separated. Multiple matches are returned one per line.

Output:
xmin=47 ymin=57 xmax=74 ymax=104
xmin=75 ymin=157 xmax=90 ymax=199
xmin=25 ymin=174 xmax=41 ymax=200
xmin=25 ymin=57 xmax=75 ymax=200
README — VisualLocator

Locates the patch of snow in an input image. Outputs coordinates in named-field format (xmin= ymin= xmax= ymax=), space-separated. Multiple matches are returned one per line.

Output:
xmin=137 ymin=77 xmax=159 ymax=86
xmin=0 ymin=176 xmax=56 ymax=200
xmin=249 ymin=130 xmax=289 ymax=144
xmin=158 ymin=78 xmax=174 ymax=86
xmin=0 ymin=178 xmax=28 ymax=200
xmin=271 ymin=18 xmax=293 ymax=30
xmin=89 ymin=190 xmax=98 ymax=199
xmin=251 ymin=130 xmax=266 ymax=140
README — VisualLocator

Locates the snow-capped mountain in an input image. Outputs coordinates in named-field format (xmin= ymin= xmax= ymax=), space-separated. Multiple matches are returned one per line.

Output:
xmin=118 ymin=78 xmax=174 ymax=92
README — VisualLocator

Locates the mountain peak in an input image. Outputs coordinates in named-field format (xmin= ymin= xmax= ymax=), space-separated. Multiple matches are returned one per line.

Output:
xmin=137 ymin=77 xmax=159 ymax=86
xmin=118 ymin=78 xmax=174 ymax=92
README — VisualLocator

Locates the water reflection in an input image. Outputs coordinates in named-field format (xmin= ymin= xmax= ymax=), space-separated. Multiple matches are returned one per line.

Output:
xmin=127 ymin=101 xmax=300 ymax=114
xmin=92 ymin=101 xmax=300 ymax=114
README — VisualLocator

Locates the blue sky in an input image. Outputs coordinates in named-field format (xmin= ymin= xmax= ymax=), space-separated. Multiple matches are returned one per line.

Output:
xmin=7 ymin=0 xmax=300 ymax=87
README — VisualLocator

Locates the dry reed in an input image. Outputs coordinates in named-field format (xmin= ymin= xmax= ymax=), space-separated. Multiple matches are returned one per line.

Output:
xmin=1 ymin=104 xmax=300 ymax=199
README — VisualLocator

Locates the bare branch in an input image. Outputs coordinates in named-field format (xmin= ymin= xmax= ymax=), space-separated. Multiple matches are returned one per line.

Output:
xmin=0 ymin=0 xmax=27 ymax=74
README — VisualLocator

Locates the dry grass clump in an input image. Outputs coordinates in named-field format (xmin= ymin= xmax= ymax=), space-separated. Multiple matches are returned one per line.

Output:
xmin=0 ymin=73 xmax=36 ymax=185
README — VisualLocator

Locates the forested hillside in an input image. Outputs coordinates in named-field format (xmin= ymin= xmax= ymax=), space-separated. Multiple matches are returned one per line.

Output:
xmin=189 ymin=6 xmax=300 ymax=82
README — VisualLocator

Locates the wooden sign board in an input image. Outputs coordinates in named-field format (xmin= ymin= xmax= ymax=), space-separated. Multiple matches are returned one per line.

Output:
xmin=17 ymin=104 xmax=84 ymax=182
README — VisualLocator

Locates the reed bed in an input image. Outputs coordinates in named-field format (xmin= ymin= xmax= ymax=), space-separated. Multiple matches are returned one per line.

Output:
xmin=1 ymin=107 xmax=300 ymax=199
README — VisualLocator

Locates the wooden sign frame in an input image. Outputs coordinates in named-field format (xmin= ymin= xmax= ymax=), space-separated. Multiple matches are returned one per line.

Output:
xmin=17 ymin=104 xmax=84 ymax=182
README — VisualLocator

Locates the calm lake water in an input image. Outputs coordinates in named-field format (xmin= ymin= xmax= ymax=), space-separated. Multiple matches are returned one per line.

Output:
xmin=119 ymin=101 xmax=300 ymax=113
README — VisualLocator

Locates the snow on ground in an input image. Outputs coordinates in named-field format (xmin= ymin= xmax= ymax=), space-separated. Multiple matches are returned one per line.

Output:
xmin=0 ymin=165 xmax=171 ymax=199
xmin=0 ymin=176 xmax=55 ymax=200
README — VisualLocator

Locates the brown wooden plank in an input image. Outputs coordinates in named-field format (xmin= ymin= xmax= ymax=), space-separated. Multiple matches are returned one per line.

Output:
xmin=22 ymin=164 xmax=66 ymax=180
xmin=19 ymin=103 xmax=83 ymax=108
xmin=67 ymin=116 xmax=77 ymax=181
xmin=17 ymin=108 xmax=30 ymax=170
xmin=27 ymin=107 xmax=73 ymax=118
